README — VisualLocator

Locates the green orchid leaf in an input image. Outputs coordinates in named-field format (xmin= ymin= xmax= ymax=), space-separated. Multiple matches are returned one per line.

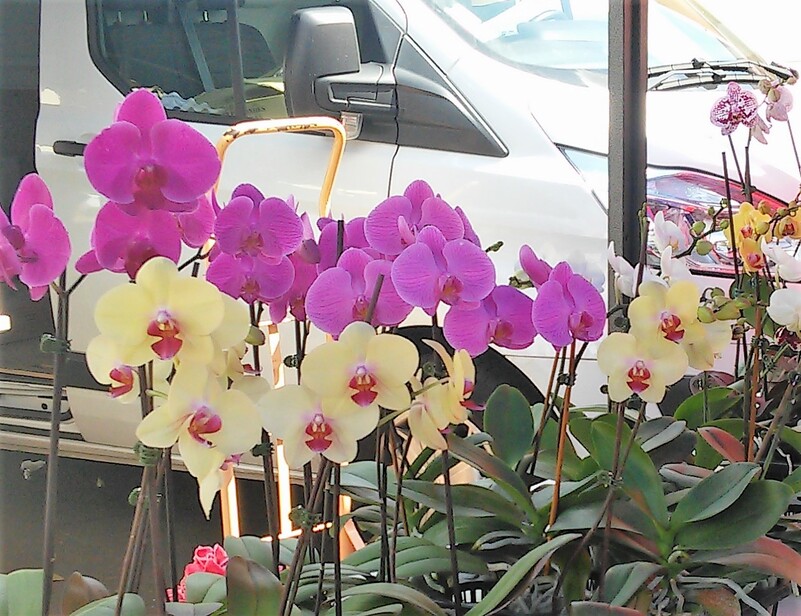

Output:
xmin=6 ymin=569 xmax=43 ymax=616
xmin=401 ymin=480 xmax=524 ymax=526
xmin=602 ymin=562 xmax=662 ymax=606
xmin=675 ymin=481 xmax=794 ymax=550
xmin=698 ymin=427 xmax=746 ymax=463
xmin=483 ymin=385 xmax=534 ymax=467
xmin=68 ymin=594 xmax=145 ymax=616
xmin=340 ymin=583 xmax=447 ymax=615
xmin=165 ymin=603 xmax=223 ymax=616
xmin=570 ymin=602 xmax=643 ymax=615
xmin=61 ymin=572 xmax=110 ymax=615
xmin=697 ymin=536 xmax=801 ymax=585
xmin=464 ymin=533 xmax=580 ymax=616
xmin=670 ymin=462 xmax=759 ymax=528
xmin=226 ymin=556 xmax=283 ymax=616
xmin=184 ymin=573 xmax=226 ymax=604
xmin=674 ymin=387 xmax=741 ymax=430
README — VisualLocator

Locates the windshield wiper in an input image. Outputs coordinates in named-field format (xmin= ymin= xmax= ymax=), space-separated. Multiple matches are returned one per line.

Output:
xmin=647 ymin=59 xmax=796 ymax=91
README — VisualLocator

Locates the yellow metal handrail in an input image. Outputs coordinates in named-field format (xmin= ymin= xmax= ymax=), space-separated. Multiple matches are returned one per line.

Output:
xmin=215 ymin=116 xmax=347 ymax=218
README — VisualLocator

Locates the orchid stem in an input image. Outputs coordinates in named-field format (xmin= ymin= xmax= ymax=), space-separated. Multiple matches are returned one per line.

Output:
xmin=529 ymin=351 xmax=561 ymax=476
xmin=163 ymin=450 xmax=179 ymax=602
xmin=441 ymin=448 xmax=463 ymax=616
xmin=746 ymin=305 xmax=763 ymax=461
xmin=115 ymin=470 xmax=152 ymax=616
xmin=364 ymin=274 xmax=384 ymax=325
xmin=787 ymin=119 xmax=801 ymax=177
xmin=40 ymin=271 xmax=68 ymax=616
xmin=333 ymin=464 xmax=343 ymax=616
xmin=722 ymin=152 xmax=742 ymax=288
xmin=548 ymin=341 xmax=576 ymax=529
xmin=756 ymin=372 xmax=800 ymax=471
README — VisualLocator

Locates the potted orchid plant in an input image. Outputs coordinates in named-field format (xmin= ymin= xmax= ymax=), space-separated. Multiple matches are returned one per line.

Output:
xmin=3 ymin=73 xmax=801 ymax=616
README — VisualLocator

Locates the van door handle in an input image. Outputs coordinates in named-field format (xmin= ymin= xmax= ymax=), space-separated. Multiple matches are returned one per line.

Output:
xmin=53 ymin=140 xmax=86 ymax=157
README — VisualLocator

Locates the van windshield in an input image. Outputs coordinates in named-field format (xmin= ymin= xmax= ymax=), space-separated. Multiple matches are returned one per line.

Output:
xmin=424 ymin=0 xmax=745 ymax=76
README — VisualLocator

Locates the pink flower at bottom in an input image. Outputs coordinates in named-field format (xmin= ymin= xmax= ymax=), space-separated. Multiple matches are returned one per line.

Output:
xmin=168 ymin=543 xmax=229 ymax=602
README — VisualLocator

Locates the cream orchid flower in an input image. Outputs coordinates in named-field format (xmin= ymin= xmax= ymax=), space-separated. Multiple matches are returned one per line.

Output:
xmin=629 ymin=280 xmax=701 ymax=345
xmin=198 ymin=455 xmax=238 ymax=517
xmin=136 ymin=363 xmax=261 ymax=481
xmin=94 ymin=257 xmax=229 ymax=365
xmin=768 ymin=288 xmax=801 ymax=333
xmin=407 ymin=376 xmax=459 ymax=450
xmin=681 ymin=320 xmax=733 ymax=371
xmin=659 ymin=246 xmax=692 ymax=284
xmin=259 ymin=384 xmax=378 ymax=468
xmin=85 ymin=335 xmax=140 ymax=403
xmin=424 ymin=339 xmax=479 ymax=415
xmin=761 ymin=239 xmax=801 ymax=282
xmin=597 ymin=332 xmax=688 ymax=403
xmin=301 ymin=321 xmax=419 ymax=412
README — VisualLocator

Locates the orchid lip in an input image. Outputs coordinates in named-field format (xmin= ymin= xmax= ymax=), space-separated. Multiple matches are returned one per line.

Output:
xmin=626 ymin=360 xmax=651 ymax=394
xmin=147 ymin=310 xmax=183 ymax=359
xmin=349 ymin=366 xmax=379 ymax=407
xmin=188 ymin=406 xmax=223 ymax=446
xmin=2 ymin=225 xmax=25 ymax=251
xmin=304 ymin=413 xmax=333 ymax=453
xmin=109 ymin=365 xmax=135 ymax=398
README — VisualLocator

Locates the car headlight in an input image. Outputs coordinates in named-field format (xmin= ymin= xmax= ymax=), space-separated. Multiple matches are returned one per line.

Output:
xmin=560 ymin=146 xmax=789 ymax=276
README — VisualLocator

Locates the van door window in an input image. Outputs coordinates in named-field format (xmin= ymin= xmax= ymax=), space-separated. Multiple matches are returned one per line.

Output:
xmin=86 ymin=0 xmax=399 ymax=122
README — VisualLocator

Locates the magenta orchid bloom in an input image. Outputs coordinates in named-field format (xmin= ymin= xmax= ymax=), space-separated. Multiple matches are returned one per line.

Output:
xmin=84 ymin=89 xmax=220 ymax=215
xmin=76 ymin=201 xmax=181 ymax=279
xmin=710 ymin=82 xmax=759 ymax=135
xmin=305 ymin=248 xmax=412 ymax=336
xmin=519 ymin=245 xmax=553 ymax=288
xmin=532 ymin=262 xmax=605 ymax=349
xmin=214 ymin=194 xmax=302 ymax=263
xmin=365 ymin=180 xmax=465 ymax=256
xmin=177 ymin=195 xmax=215 ymax=248
xmin=456 ymin=205 xmax=481 ymax=247
xmin=444 ymin=285 xmax=536 ymax=356
xmin=206 ymin=254 xmax=294 ymax=304
xmin=391 ymin=226 xmax=495 ymax=314
xmin=268 ymin=252 xmax=319 ymax=323
xmin=0 ymin=174 xmax=70 ymax=300
xmin=317 ymin=216 xmax=374 ymax=271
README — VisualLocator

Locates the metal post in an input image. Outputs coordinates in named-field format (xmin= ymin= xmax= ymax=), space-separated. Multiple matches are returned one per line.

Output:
xmin=608 ymin=0 xmax=648 ymax=281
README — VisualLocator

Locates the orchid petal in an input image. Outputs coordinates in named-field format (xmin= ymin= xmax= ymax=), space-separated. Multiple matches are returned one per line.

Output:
xmin=443 ymin=304 xmax=492 ymax=356
xmin=177 ymin=195 xmax=215 ymax=248
xmin=301 ymin=340 xmax=357 ymax=399
xmin=94 ymin=284 xmax=153 ymax=347
xmin=442 ymin=240 xmax=496 ymax=303
xmin=136 ymin=408 xmax=184 ymax=448
xmin=178 ymin=431 xmax=226 ymax=479
xmin=365 ymin=196 xmax=413 ymax=255
xmin=18 ymin=204 xmax=70 ymax=288
xmin=409 ymin=406 xmax=447 ymax=450
xmin=11 ymin=174 xmax=53 ymax=228
xmin=532 ymin=279 xmax=573 ymax=348
xmin=420 ymin=196 xmax=464 ymax=241
xmin=150 ymin=119 xmax=220 ymax=203
xmin=212 ymin=294 xmax=250 ymax=350
xmin=115 ymin=89 xmax=167 ymax=150
xmin=403 ymin=180 xmax=434 ymax=212
xmin=84 ymin=121 xmax=144 ymax=204
xmin=168 ymin=277 xmax=225 ymax=336
xmin=305 ymin=267 xmax=359 ymax=336
xmin=209 ymin=389 xmax=261 ymax=454
xmin=214 ymin=196 xmax=255 ymax=256
xmin=365 ymin=259 xmax=413 ymax=327
xmin=391 ymin=242 xmax=441 ymax=310
xmin=258 ymin=197 xmax=303 ymax=258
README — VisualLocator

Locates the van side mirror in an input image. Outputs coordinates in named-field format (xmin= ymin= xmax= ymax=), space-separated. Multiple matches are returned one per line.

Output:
xmin=284 ymin=6 xmax=395 ymax=119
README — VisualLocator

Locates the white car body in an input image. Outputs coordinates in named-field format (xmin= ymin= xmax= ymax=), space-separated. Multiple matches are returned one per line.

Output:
xmin=2 ymin=0 xmax=798 ymax=463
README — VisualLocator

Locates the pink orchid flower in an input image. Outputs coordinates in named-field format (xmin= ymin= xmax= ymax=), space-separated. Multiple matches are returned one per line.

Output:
xmin=0 ymin=174 xmax=70 ymax=300
xmin=317 ymin=216 xmax=376 ymax=271
xmin=710 ymin=82 xmax=759 ymax=135
xmin=766 ymin=82 xmax=793 ymax=122
xmin=176 ymin=195 xmax=216 ymax=248
xmin=443 ymin=285 xmax=537 ymax=356
xmin=206 ymin=254 xmax=294 ymax=305
xmin=391 ymin=226 xmax=495 ymax=315
xmin=76 ymin=201 xmax=181 ymax=279
xmin=305 ymin=248 xmax=412 ymax=336
xmin=519 ymin=245 xmax=553 ymax=288
xmin=365 ymin=180 xmax=465 ymax=256
xmin=214 ymin=193 xmax=302 ymax=263
xmin=168 ymin=544 xmax=230 ymax=602
xmin=84 ymin=89 xmax=220 ymax=215
xmin=532 ymin=262 xmax=606 ymax=349
xmin=268 ymin=252 xmax=319 ymax=323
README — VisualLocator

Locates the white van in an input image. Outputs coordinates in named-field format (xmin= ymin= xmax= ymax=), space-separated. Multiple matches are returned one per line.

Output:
xmin=1 ymin=0 xmax=798 ymax=465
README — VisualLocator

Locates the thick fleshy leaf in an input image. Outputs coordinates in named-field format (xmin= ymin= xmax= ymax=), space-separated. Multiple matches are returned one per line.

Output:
xmin=464 ymin=533 xmax=580 ymax=616
xmin=570 ymin=603 xmax=642 ymax=615
xmin=701 ymin=536 xmax=801 ymax=585
xmin=675 ymin=481 xmax=794 ymax=549
xmin=484 ymin=385 xmax=534 ymax=467
xmin=226 ymin=556 xmax=283 ymax=616
xmin=602 ymin=561 xmax=662 ymax=606
xmin=698 ymin=426 xmax=746 ymax=463
xmin=671 ymin=462 xmax=759 ymax=528
xmin=84 ymin=121 xmax=144 ymax=203
xmin=150 ymin=119 xmax=221 ymax=203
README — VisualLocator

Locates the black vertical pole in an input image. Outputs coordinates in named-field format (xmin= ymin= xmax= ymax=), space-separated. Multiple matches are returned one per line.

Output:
xmin=608 ymin=0 xmax=648 ymax=303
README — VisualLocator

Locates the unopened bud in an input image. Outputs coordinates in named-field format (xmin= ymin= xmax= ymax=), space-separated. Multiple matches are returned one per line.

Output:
xmin=768 ymin=89 xmax=780 ymax=102
xmin=708 ymin=206 xmax=717 ymax=217
xmin=245 ymin=325 xmax=266 ymax=346
xmin=696 ymin=240 xmax=713 ymax=256
xmin=691 ymin=221 xmax=706 ymax=235
xmin=733 ymin=296 xmax=752 ymax=310
xmin=758 ymin=202 xmax=771 ymax=215
xmin=697 ymin=306 xmax=716 ymax=324
xmin=715 ymin=301 xmax=742 ymax=321
xmin=755 ymin=221 xmax=770 ymax=235
xmin=788 ymin=75 xmax=798 ymax=85
xmin=778 ymin=207 xmax=789 ymax=218
xmin=710 ymin=287 xmax=725 ymax=298
xmin=719 ymin=219 xmax=729 ymax=230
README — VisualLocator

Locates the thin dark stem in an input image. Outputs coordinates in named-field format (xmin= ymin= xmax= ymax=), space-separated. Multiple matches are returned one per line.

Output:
xmin=601 ymin=401 xmax=627 ymax=599
xmin=634 ymin=210 xmax=649 ymax=296
xmin=548 ymin=341 xmax=576 ymax=529
xmin=747 ymin=306 xmax=763 ymax=461
xmin=336 ymin=219 xmax=345 ymax=261
xmin=441 ymin=449 xmax=462 ymax=616
xmin=66 ymin=273 xmax=86 ymax=295
xmin=115 ymin=469 xmax=152 ymax=615
xmin=177 ymin=248 xmax=209 ymax=272
xmin=250 ymin=303 xmax=262 ymax=375
xmin=727 ymin=136 xmax=748 ymax=201
xmin=41 ymin=272 xmax=68 ymax=616
xmin=723 ymin=152 xmax=742 ymax=287
xmin=127 ymin=509 xmax=149 ymax=593
xmin=393 ymin=430 xmax=413 ymax=541
xmin=260 ymin=430 xmax=281 ymax=576
xmin=376 ymin=423 xmax=388 ymax=582
xmin=163 ymin=451 xmax=179 ymax=602
xmin=281 ymin=459 xmax=332 ymax=616
xmin=303 ymin=463 xmax=314 ymax=563
xmin=313 ymin=467 xmax=333 ymax=616
xmin=365 ymin=274 xmax=384 ymax=326
xmin=529 ymin=351 xmax=561 ymax=476
xmin=382 ymin=431 xmax=393 ymax=581
xmin=333 ymin=464 xmax=342 ymax=616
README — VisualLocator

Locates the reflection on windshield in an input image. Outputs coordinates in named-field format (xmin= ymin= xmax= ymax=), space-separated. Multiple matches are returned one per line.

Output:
xmin=427 ymin=0 xmax=740 ymax=73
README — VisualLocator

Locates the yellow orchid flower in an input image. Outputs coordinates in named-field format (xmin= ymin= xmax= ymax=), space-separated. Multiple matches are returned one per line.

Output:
xmin=301 ymin=321 xmax=419 ymax=412
xmin=94 ymin=257 xmax=233 ymax=366
xmin=775 ymin=204 xmax=801 ymax=239
xmin=424 ymin=339 xmax=480 ymax=414
xmin=136 ymin=363 xmax=261 ymax=481
xmin=725 ymin=202 xmax=771 ymax=247
xmin=629 ymin=280 xmax=700 ymax=344
xmin=681 ymin=320 xmax=733 ymax=371
xmin=597 ymin=332 xmax=688 ymax=403
xmin=85 ymin=335 xmax=141 ymax=403
xmin=198 ymin=456 xmax=238 ymax=518
xmin=407 ymin=376 xmax=460 ymax=450
xmin=259 ymin=384 xmax=378 ymax=468
xmin=208 ymin=296 xmax=251 ymax=377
